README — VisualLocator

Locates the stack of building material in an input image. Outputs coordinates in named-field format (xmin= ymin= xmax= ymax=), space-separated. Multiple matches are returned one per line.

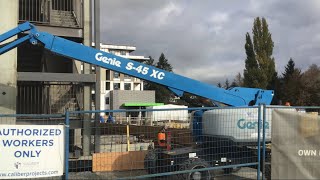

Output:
xmin=97 ymin=135 xmax=151 ymax=152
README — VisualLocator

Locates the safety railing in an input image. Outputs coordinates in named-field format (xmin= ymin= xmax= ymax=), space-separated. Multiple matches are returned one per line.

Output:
xmin=2 ymin=105 xmax=319 ymax=179
xmin=19 ymin=0 xmax=50 ymax=24
xmin=19 ymin=0 xmax=82 ymax=28
xmin=17 ymin=83 xmax=83 ymax=115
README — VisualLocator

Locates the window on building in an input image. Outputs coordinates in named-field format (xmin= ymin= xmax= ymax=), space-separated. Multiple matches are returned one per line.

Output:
xmin=105 ymin=97 xmax=110 ymax=104
xmin=124 ymin=74 xmax=131 ymax=79
xmin=106 ymin=82 xmax=110 ymax=90
xmin=114 ymin=83 xmax=120 ymax=90
xmin=124 ymin=83 xmax=131 ymax=90
xmin=113 ymin=72 xmax=120 ymax=78
xmin=120 ymin=51 xmax=126 ymax=56
xmin=109 ymin=50 xmax=116 ymax=54
xmin=106 ymin=70 xmax=110 ymax=80
xmin=134 ymin=83 xmax=141 ymax=90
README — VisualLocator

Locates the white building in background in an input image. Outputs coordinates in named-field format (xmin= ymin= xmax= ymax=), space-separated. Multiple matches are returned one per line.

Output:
xmin=99 ymin=44 xmax=149 ymax=110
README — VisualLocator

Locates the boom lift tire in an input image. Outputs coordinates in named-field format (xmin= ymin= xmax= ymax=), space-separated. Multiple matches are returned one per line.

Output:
xmin=264 ymin=163 xmax=271 ymax=180
xmin=262 ymin=146 xmax=271 ymax=180
xmin=177 ymin=158 xmax=211 ymax=180
xmin=144 ymin=149 xmax=160 ymax=174
xmin=261 ymin=158 xmax=271 ymax=180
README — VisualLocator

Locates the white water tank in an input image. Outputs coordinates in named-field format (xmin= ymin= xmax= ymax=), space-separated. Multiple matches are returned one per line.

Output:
xmin=202 ymin=108 xmax=273 ymax=143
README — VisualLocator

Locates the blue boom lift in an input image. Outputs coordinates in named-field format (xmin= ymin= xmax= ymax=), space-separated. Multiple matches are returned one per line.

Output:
xmin=0 ymin=22 xmax=273 ymax=107
xmin=0 ymin=22 xmax=273 ymax=179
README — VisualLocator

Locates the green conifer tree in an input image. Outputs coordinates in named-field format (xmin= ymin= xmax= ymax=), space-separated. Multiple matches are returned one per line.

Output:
xmin=243 ymin=17 xmax=276 ymax=89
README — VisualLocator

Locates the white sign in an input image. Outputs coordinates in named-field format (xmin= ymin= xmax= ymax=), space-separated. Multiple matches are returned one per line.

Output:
xmin=0 ymin=125 xmax=65 ymax=179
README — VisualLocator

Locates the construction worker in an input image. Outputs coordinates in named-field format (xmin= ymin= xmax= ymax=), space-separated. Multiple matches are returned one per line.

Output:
xmin=107 ymin=114 xmax=115 ymax=123
xmin=157 ymin=126 xmax=167 ymax=147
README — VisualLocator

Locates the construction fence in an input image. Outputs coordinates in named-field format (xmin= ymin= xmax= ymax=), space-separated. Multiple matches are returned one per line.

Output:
xmin=0 ymin=105 xmax=319 ymax=179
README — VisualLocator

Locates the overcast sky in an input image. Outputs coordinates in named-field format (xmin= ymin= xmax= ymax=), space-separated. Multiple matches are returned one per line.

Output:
xmin=100 ymin=0 xmax=320 ymax=85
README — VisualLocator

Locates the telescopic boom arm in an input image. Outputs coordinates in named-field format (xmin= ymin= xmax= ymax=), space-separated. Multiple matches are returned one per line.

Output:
xmin=0 ymin=22 xmax=274 ymax=106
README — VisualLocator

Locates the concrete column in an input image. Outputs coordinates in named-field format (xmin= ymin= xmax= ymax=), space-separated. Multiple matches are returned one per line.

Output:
xmin=74 ymin=129 xmax=82 ymax=148
xmin=0 ymin=0 xmax=18 ymax=123
xmin=94 ymin=0 xmax=101 ymax=153
xmin=82 ymin=0 xmax=92 ymax=156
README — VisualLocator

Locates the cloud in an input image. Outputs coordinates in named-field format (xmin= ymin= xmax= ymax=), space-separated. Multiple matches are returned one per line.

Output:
xmin=142 ymin=2 xmax=183 ymax=27
xmin=206 ymin=12 xmax=230 ymax=33
xmin=100 ymin=0 xmax=320 ymax=85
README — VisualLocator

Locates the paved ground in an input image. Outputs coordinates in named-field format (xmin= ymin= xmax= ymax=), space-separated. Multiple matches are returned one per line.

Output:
xmin=68 ymin=167 xmax=259 ymax=179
